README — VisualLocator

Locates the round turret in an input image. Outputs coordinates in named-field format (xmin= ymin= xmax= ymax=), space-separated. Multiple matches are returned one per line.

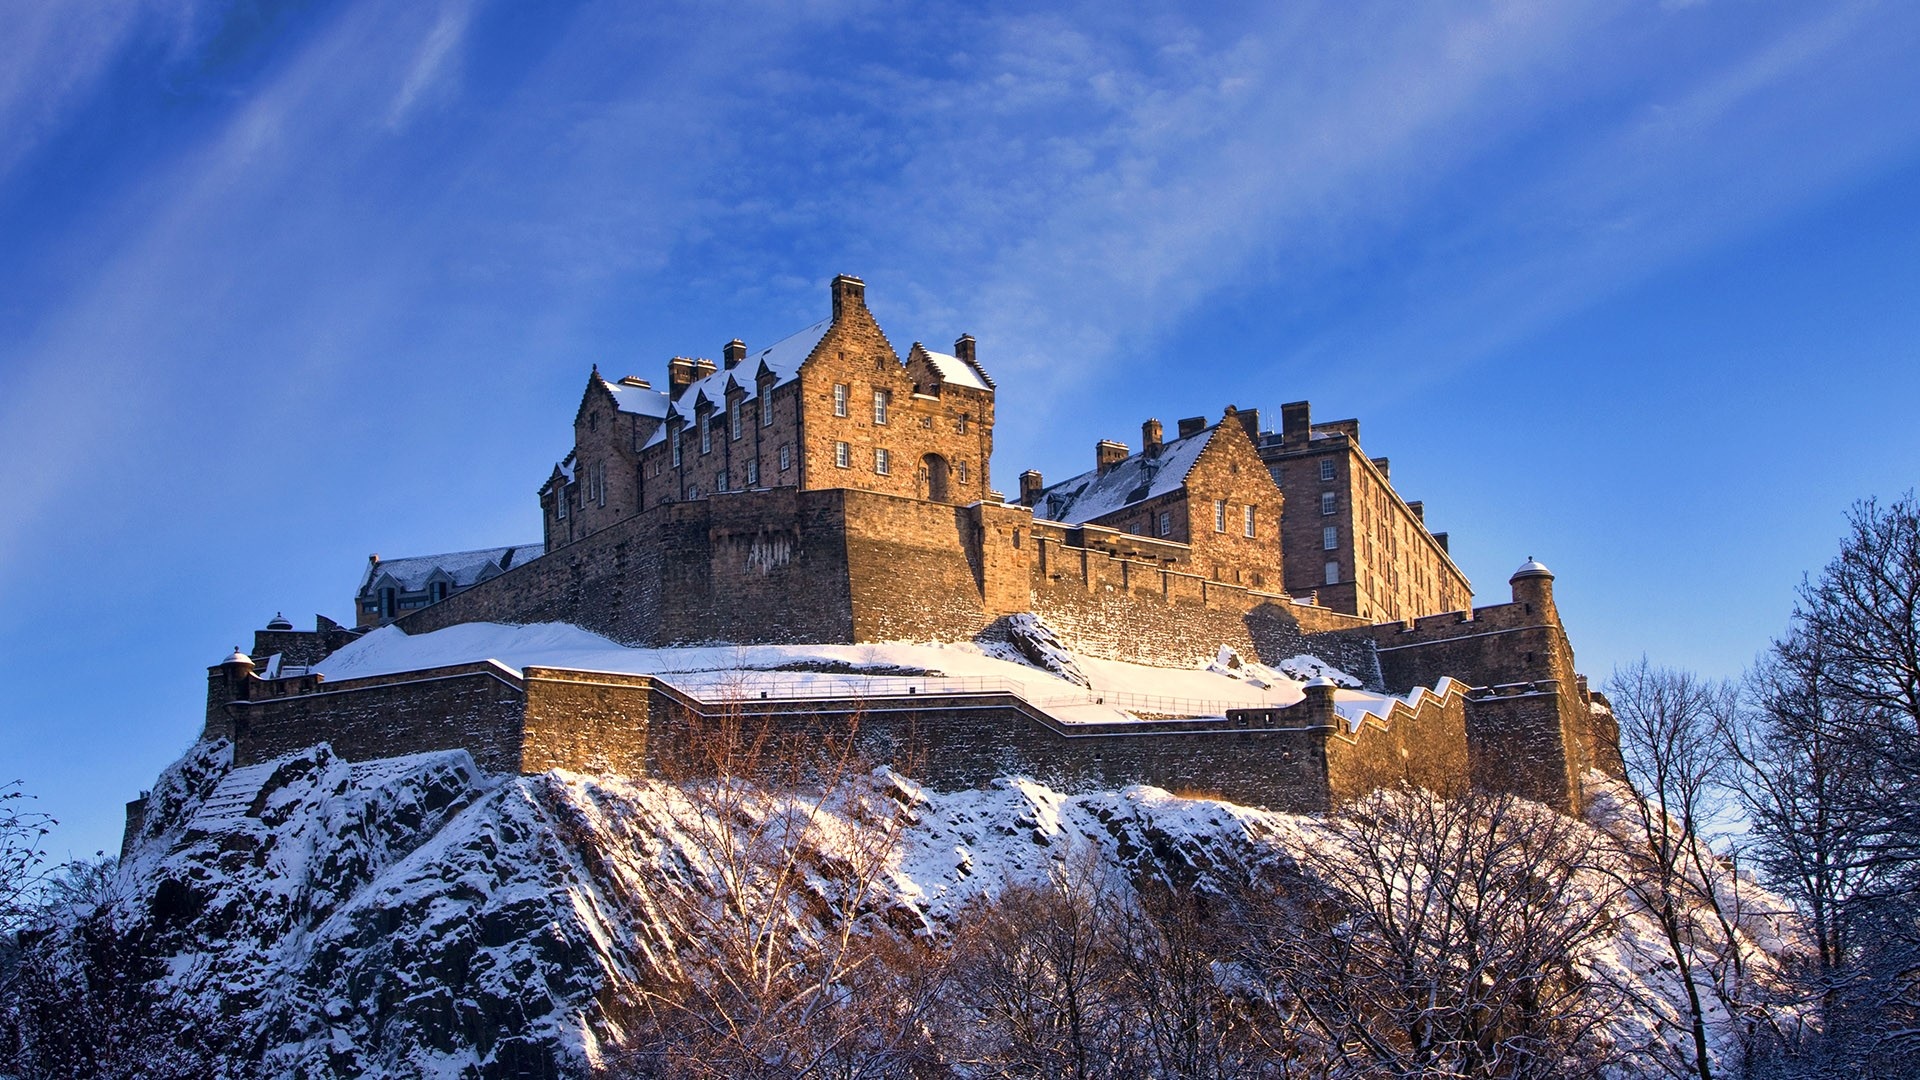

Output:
xmin=223 ymin=647 xmax=254 ymax=673
xmin=1509 ymin=557 xmax=1555 ymax=614
xmin=266 ymin=612 xmax=293 ymax=631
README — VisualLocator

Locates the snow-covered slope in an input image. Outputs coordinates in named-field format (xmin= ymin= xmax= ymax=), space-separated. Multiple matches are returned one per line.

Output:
xmin=33 ymin=737 xmax=1797 ymax=1079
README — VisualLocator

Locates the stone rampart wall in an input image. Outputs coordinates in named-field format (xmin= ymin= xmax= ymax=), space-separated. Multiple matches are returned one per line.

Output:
xmin=223 ymin=663 xmax=529 ymax=774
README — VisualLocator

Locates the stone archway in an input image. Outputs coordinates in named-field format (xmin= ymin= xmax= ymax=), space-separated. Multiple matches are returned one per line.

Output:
xmin=921 ymin=453 xmax=952 ymax=503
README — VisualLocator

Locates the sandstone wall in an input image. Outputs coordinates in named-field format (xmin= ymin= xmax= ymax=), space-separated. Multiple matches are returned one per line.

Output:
xmin=223 ymin=663 xmax=529 ymax=774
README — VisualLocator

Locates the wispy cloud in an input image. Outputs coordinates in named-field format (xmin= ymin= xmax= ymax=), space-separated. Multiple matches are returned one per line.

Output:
xmin=386 ymin=0 xmax=473 ymax=130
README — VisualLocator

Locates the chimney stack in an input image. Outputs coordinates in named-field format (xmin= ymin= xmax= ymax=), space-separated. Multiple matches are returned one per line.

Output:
xmin=618 ymin=375 xmax=651 ymax=388
xmin=668 ymin=357 xmax=697 ymax=399
xmin=1096 ymin=440 xmax=1129 ymax=475
xmin=1019 ymin=469 xmax=1044 ymax=507
xmin=1281 ymin=401 xmax=1311 ymax=447
xmin=1408 ymin=500 xmax=1424 ymax=523
xmin=723 ymin=339 xmax=747 ymax=370
xmin=1371 ymin=456 xmax=1390 ymax=480
xmin=1177 ymin=416 xmax=1207 ymax=439
xmin=954 ymin=334 xmax=976 ymax=366
xmin=1141 ymin=418 xmax=1163 ymax=457
xmin=831 ymin=274 xmax=867 ymax=320
xmin=1235 ymin=407 xmax=1260 ymax=440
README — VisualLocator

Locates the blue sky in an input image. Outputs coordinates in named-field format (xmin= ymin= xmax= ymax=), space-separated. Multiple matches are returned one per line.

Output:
xmin=4 ymin=0 xmax=1919 ymax=860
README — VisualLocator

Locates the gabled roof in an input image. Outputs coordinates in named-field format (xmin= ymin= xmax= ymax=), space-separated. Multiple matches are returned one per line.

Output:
xmin=601 ymin=376 xmax=669 ymax=419
xmin=909 ymin=343 xmax=995 ymax=391
xmin=359 ymin=545 xmax=544 ymax=595
xmin=1033 ymin=424 xmax=1218 ymax=524
xmin=643 ymin=318 xmax=833 ymax=448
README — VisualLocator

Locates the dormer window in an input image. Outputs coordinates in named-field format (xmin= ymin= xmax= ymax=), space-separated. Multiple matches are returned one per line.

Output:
xmin=429 ymin=581 xmax=449 ymax=604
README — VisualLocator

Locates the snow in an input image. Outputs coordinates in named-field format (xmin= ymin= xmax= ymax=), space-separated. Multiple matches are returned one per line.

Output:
xmin=360 ymin=545 xmax=544 ymax=593
xmin=92 ymin=743 xmax=1804 ymax=1078
xmin=1032 ymin=422 xmax=1216 ymax=524
xmin=600 ymin=375 xmax=669 ymax=418
xmin=314 ymin=620 xmax=1432 ymax=731
xmin=916 ymin=348 xmax=991 ymax=391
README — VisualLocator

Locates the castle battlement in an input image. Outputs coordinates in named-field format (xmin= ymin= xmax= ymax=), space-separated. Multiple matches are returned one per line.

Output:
xmin=175 ymin=275 xmax=1622 ymax=851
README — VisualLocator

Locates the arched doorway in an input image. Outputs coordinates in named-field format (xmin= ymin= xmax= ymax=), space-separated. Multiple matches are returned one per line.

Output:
xmin=922 ymin=453 xmax=952 ymax=503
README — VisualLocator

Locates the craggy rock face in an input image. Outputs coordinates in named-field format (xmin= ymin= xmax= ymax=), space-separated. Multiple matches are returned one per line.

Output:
xmin=107 ymin=743 xmax=627 ymax=1077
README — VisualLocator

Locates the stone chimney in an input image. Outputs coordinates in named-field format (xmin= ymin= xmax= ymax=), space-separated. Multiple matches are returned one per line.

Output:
xmin=723 ymin=339 xmax=747 ymax=370
xmin=691 ymin=357 xmax=717 ymax=382
xmin=1281 ymin=400 xmax=1311 ymax=447
xmin=831 ymin=274 xmax=866 ymax=320
xmin=1371 ymin=456 xmax=1390 ymax=480
xmin=618 ymin=375 xmax=651 ymax=388
xmin=668 ymin=357 xmax=698 ymax=399
xmin=1176 ymin=416 xmax=1207 ymax=439
xmin=1236 ymin=407 xmax=1260 ymax=441
xmin=1019 ymin=469 xmax=1044 ymax=507
xmin=1096 ymin=440 xmax=1129 ymax=475
xmin=954 ymin=334 xmax=976 ymax=365
xmin=1141 ymin=418 xmax=1163 ymax=457
xmin=1408 ymin=500 xmax=1424 ymax=523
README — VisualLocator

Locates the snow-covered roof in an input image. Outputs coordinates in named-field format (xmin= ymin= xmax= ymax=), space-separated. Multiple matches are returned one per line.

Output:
xmin=360 ymin=545 xmax=544 ymax=595
xmin=642 ymin=318 xmax=833 ymax=448
xmin=1033 ymin=424 xmax=1216 ymax=524
xmin=918 ymin=348 xmax=993 ymax=391
xmin=1512 ymin=558 xmax=1552 ymax=579
xmin=601 ymin=376 xmax=669 ymax=419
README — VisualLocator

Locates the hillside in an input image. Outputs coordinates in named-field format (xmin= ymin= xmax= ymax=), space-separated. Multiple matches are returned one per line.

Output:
xmin=6 ymin=722 xmax=1796 ymax=1078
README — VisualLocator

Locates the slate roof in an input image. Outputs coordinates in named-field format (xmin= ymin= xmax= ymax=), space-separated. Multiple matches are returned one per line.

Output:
xmin=359 ymin=545 xmax=544 ymax=595
xmin=914 ymin=346 xmax=994 ymax=391
xmin=1031 ymin=424 xmax=1218 ymax=525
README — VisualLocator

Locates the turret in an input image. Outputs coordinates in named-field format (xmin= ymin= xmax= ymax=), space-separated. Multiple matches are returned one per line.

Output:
xmin=1509 ymin=558 xmax=1555 ymax=619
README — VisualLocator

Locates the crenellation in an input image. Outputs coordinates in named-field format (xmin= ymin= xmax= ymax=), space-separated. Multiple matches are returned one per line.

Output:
xmin=198 ymin=273 xmax=1622 ymax=823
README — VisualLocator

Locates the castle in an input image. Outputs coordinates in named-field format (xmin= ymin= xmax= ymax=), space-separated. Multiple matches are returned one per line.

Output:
xmin=157 ymin=275 xmax=1620 ymax=852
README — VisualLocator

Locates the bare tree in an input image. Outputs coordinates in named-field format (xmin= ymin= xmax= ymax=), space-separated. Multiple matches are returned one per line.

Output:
xmin=936 ymin=849 xmax=1138 ymax=1080
xmin=1240 ymin=784 xmax=1618 ymax=1080
xmin=0 ymin=782 xmax=53 ymax=938
xmin=609 ymin=703 xmax=936 ymax=1079
xmin=1602 ymin=659 xmax=1772 ymax=1080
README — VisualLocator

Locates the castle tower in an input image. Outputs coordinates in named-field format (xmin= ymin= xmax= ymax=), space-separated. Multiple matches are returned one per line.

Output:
xmin=1509 ymin=558 xmax=1555 ymax=621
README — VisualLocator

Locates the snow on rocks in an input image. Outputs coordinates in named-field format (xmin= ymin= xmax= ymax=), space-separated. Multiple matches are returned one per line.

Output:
xmin=1001 ymin=612 xmax=1090 ymax=687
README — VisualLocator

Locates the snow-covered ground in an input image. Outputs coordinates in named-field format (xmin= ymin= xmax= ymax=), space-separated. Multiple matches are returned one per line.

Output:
xmin=314 ymin=620 xmax=1432 ymax=731
xmin=79 ymin=737 xmax=1800 ymax=1078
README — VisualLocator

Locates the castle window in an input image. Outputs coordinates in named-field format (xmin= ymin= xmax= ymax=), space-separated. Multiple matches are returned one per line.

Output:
xmin=1319 ymin=459 xmax=1336 ymax=482
xmin=873 ymin=389 xmax=891 ymax=425
xmin=590 ymin=412 xmax=598 ymax=432
xmin=1321 ymin=491 xmax=1336 ymax=515
xmin=1323 ymin=525 xmax=1338 ymax=550
xmin=1244 ymin=504 xmax=1257 ymax=537
xmin=701 ymin=422 xmax=711 ymax=455
xmin=875 ymin=447 xmax=891 ymax=475
xmin=717 ymin=469 xmax=729 ymax=492
xmin=730 ymin=401 xmax=742 ymax=440
xmin=671 ymin=430 xmax=682 ymax=467
xmin=1214 ymin=500 xmax=1226 ymax=532
xmin=429 ymin=581 xmax=448 ymax=604
xmin=835 ymin=441 xmax=850 ymax=468
xmin=779 ymin=444 xmax=791 ymax=471
xmin=957 ymin=413 xmax=968 ymax=434
xmin=1159 ymin=511 xmax=1171 ymax=537
xmin=833 ymin=383 xmax=848 ymax=417
xmin=761 ymin=393 xmax=773 ymax=426
xmin=1269 ymin=465 xmax=1282 ymax=485
xmin=1325 ymin=560 xmax=1340 ymax=585
xmin=957 ymin=461 xmax=969 ymax=483
xmin=746 ymin=460 xmax=759 ymax=486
